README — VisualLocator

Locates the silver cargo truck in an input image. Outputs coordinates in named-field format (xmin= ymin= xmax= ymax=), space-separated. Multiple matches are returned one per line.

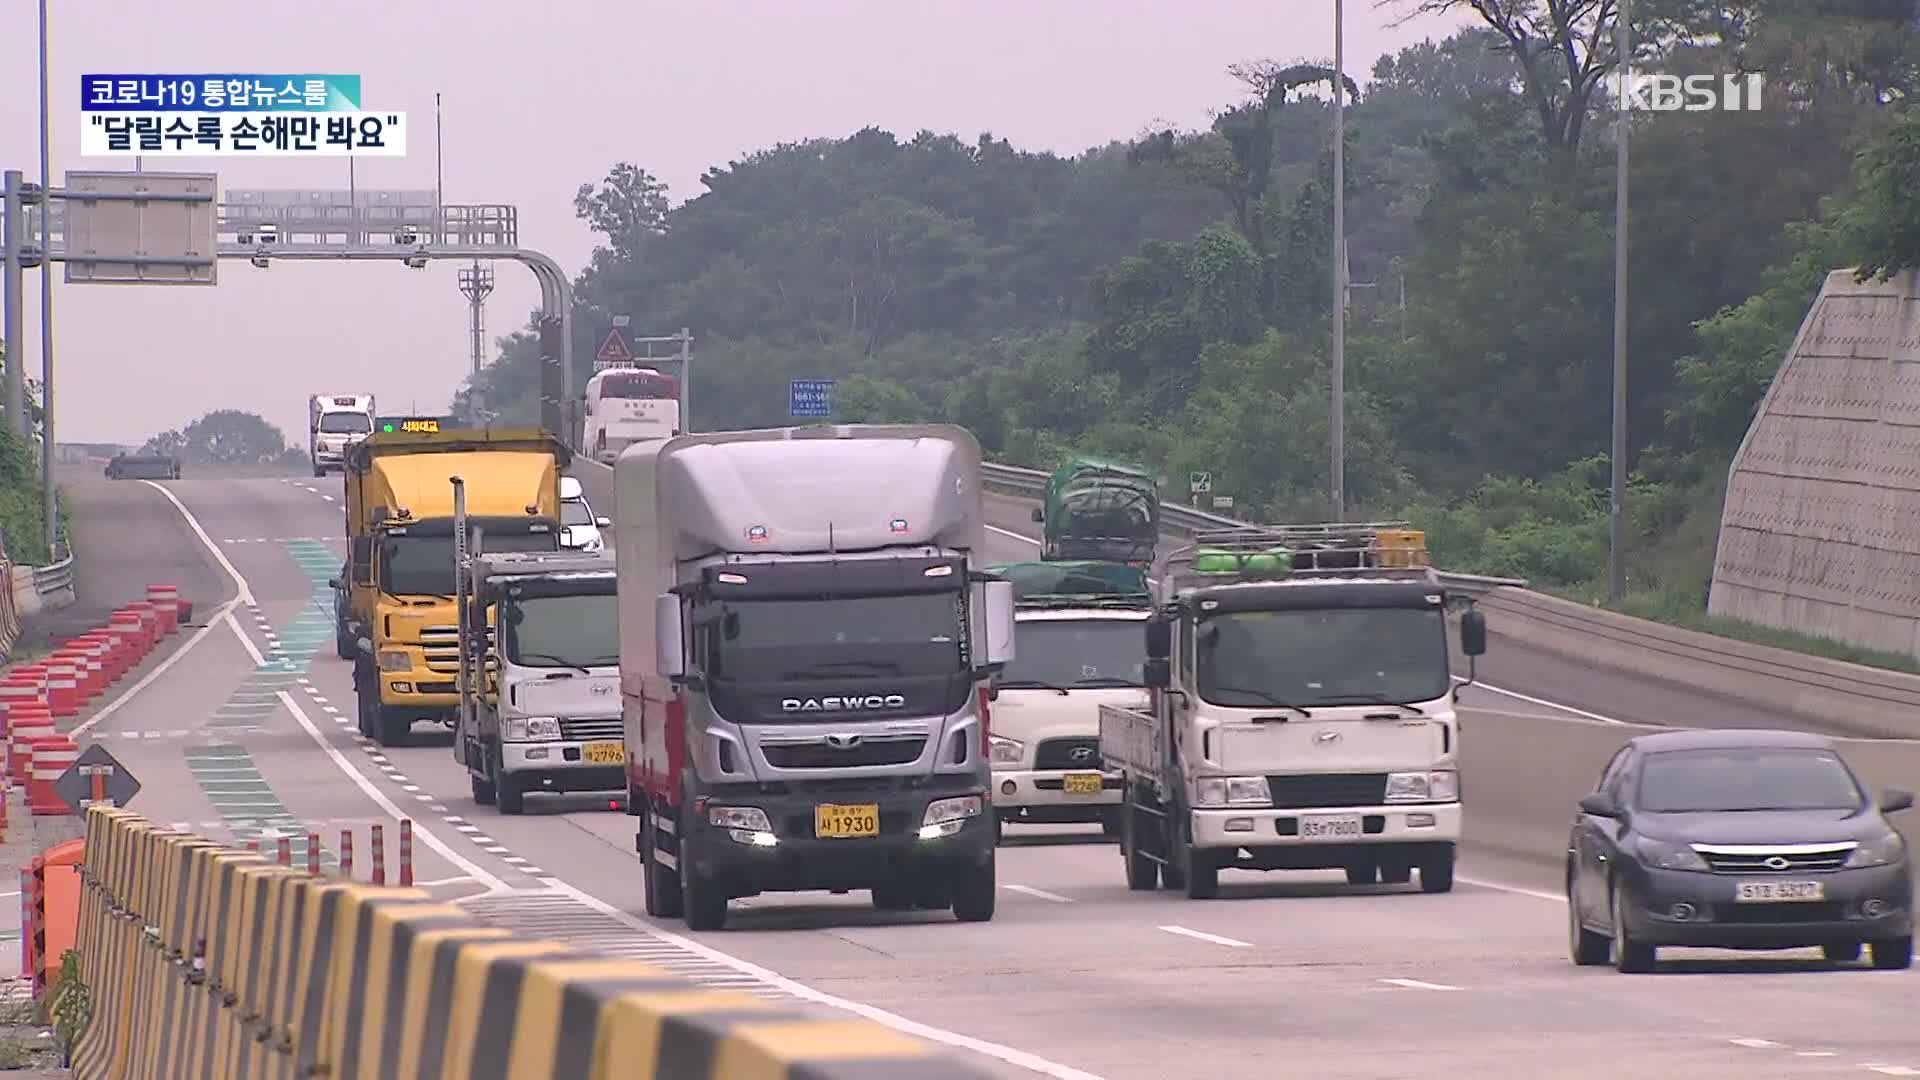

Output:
xmin=617 ymin=424 xmax=1017 ymax=930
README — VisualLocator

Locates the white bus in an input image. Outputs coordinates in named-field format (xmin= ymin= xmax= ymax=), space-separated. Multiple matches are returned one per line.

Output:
xmin=583 ymin=366 xmax=680 ymax=464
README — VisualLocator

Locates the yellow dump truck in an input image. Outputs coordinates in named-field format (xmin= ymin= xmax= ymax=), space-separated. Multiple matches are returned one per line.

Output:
xmin=335 ymin=424 xmax=571 ymax=745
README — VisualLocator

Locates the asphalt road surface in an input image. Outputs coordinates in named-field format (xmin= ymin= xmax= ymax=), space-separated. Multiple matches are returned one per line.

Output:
xmin=52 ymin=459 xmax=1920 ymax=1080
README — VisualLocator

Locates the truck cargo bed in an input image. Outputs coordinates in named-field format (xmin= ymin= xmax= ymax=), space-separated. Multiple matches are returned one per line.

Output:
xmin=1098 ymin=704 xmax=1163 ymax=786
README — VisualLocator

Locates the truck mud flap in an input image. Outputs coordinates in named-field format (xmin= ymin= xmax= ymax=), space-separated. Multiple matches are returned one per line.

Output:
xmin=648 ymin=810 xmax=680 ymax=871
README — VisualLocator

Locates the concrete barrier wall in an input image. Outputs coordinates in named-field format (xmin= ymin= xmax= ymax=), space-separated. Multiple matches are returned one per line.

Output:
xmin=1477 ymin=587 xmax=1920 ymax=739
xmin=69 ymin=807 xmax=989 ymax=1080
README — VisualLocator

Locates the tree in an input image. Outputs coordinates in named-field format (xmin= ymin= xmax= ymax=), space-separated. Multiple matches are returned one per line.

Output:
xmin=573 ymin=163 xmax=671 ymax=264
xmin=141 ymin=429 xmax=187 ymax=458
xmin=150 ymin=410 xmax=289 ymax=464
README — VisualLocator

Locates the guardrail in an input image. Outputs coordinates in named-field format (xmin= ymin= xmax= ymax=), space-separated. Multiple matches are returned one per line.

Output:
xmin=32 ymin=537 xmax=73 ymax=600
xmin=977 ymin=461 xmax=1526 ymax=598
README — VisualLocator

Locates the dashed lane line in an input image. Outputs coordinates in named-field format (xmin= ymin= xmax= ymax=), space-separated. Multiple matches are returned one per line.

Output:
xmin=1157 ymin=925 xmax=1252 ymax=948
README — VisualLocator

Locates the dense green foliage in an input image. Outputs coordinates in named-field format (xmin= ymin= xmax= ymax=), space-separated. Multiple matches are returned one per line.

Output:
xmin=142 ymin=410 xmax=308 ymax=467
xmin=0 ymin=349 xmax=54 ymax=566
xmin=459 ymin=1 xmax=1920 ymax=619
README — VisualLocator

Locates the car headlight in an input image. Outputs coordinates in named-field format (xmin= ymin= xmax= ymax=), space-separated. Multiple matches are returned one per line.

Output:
xmin=1636 ymin=837 xmax=1709 ymax=872
xmin=1195 ymin=776 xmax=1271 ymax=808
xmin=989 ymin=736 xmax=1024 ymax=765
xmin=709 ymin=806 xmax=772 ymax=831
xmin=501 ymin=716 xmax=561 ymax=742
xmin=1844 ymin=830 xmax=1906 ymax=869
xmin=377 ymin=650 xmax=410 ymax=672
xmin=1386 ymin=770 xmax=1459 ymax=803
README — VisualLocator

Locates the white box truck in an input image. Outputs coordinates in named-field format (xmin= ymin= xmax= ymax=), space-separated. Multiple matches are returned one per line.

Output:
xmin=309 ymin=393 xmax=376 ymax=476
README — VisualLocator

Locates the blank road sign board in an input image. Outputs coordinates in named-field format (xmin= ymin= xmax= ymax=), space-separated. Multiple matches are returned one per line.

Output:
xmin=62 ymin=170 xmax=218 ymax=285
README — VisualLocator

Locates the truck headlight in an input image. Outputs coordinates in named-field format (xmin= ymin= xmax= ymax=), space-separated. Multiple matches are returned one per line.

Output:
xmin=1844 ymin=830 xmax=1906 ymax=869
xmin=377 ymin=650 xmax=410 ymax=672
xmin=1385 ymin=770 xmax=1459 ymax=803
xmin=501 ymin=716 xmax=560 ymax=742
xmin=1195 ymin=777 xmax=1270 ymax=808
xmin=988 ymin=736 xmax=1024 ymax=765
xmin=709 ymin=806 xmax=772 ymax=831
xmin=920 ymin=795 xmax=983 ymax=839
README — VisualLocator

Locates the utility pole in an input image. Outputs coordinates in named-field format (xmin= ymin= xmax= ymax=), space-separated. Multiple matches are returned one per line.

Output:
xmin=1329 ymin=0 xmax=1347 ymax=523
xmin=1609 ymin=0 xmax=1631 ymax=602
xmin=2 ymin=171 xmax=23 ymax=438
xmin=458 ymin=262 xmax=494 ymax=415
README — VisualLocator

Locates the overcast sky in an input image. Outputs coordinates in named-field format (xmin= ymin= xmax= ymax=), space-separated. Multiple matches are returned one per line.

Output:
xmin=0 ymin=1 xmax=1470 ymax=446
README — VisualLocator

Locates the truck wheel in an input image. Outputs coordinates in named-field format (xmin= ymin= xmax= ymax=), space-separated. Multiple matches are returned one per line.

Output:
xmin=951 ymin=858 xmax=996 ymax=923
xmin=1121 ymin=801 xmax=1158 ymax=891
xmin=470 ymin=756 xmax=497 ymax=805
xmin=494 ymin=755 xmax=525 ymax=815
xmin=1419 ymin=847 xmax=1456 ymax=894
xmin=375 ymin=707 xmax=412 ymax=748
xmin=642 ymin=816 xmax=683 ymax=918
xmin=913 ymin=878 xmax=952 ymax=911
xmin=352 ymin=663 xmax=377 ymax=738
xmin=681 ymin=866 xmax=727 ymax=931
xmin=335 ymin=623 xmax=355 ymax=660
xmin=313 ymin=465 xmax=325 ymax=478
xmin=1183 ymin=848 xmax=1219 ymax=900
xmin=1159 ymin=814 xmax=1188 ymax=891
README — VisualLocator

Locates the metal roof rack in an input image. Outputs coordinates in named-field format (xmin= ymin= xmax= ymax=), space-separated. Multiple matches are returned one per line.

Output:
xmin=1013 ymin=592 xmax=1154 ymax=611
xmin=1158 ymin=521 xmax=1439 ymax=591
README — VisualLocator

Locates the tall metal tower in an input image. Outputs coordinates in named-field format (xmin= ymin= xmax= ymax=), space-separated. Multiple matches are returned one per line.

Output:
xmin=457 ymin=260 xmax=494 ymax=416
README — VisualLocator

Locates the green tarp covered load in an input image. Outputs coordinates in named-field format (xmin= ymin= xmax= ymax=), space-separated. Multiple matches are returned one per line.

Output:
xmin=1037 ymin=457 xmax=1160 ymax=563
xmin=989 ymin=561 xmax=1150 ymax=601
xmin=1190 ymin=547 xmax=1294 ymax=575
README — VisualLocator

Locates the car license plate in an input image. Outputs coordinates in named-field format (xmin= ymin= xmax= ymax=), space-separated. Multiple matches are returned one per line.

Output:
xmin=1299 ymin=814 xmax=1363 ymax=841
xmin=815 ymin=803 xmax=880 ymax=839
xmin=1735 ymin=880 xmax=1825 ymax=903
xmin=1062 ymin=773 xmax=1104 ymax=795
xmin=582 ymin=741 xmax=625 ymax=765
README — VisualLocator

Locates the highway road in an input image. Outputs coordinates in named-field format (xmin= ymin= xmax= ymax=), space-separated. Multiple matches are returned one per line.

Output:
xmin=51 ymin=460 xmax=1920 ymax=1080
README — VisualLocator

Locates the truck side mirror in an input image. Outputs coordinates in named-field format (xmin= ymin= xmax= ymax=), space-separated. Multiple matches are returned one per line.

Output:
xmin=1461 ymin=609 xmax=1487 ymax=657
xmin=596 ymin=516 xmax=611 ymax=528
xmin=654 ymin=593 xmax=686 ymax=679
xmin=1143 ymin=657 xmax=1171 ymax=688
xmin=974 ymin=579 xmax=1016 ymax=670
xmin=1144 ymin=616 xmax=1171 ymax=660
xmin=327 ymin=577 xmax=342 ymax=591
xmin=1030 ymin=507 xmax=1044 ymax=524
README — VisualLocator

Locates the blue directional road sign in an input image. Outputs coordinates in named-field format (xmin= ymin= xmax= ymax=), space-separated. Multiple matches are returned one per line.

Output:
xmin=790 ymin=379 xmax=835 ymax=418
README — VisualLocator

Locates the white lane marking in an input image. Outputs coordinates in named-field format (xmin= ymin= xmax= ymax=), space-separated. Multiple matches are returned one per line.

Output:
xmin=1157 ymin=925 xmax=1252 ymax=948
xmin=74 ymin=596 xmax=241 ymax=735
xmin=1730 ymin=1038 xmax=1786 ymax=1049
xmin=986 ymin=523 xmax=1038 ymax=546
xmin=277 ymin=690 xmax=507 ymax=892
xmin=1457 ymin=874 xmax=1566 ymax=903
xmin=417 ymin=875 xmax=474 ymax=887
xmin=1002 ymin=883 xmax=1073 ymax=903
xmin=1456 ymin=677 xmax=1628 ymax=725
xmin=222 ymin=610 xmax=268 ymax=666
xmin=1381 ymin=978 xmax=1460 ymax=991
xmin=1797 ymin=1052 xmax=1838 ymax=1058
xmin=138 ymin=480 xmax=256 ymax=604
xmin=1864 ymin=1067 xmax=1920 ymax=1076
xmin=534 ymin=876 xmax=1109 ymax=1080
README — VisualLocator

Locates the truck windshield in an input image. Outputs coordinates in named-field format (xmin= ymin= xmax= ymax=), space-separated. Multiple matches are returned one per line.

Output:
xmin=560 ymin=500 xmax=595 ymax=526
xmin=505 ymin=594 xmax=619 ymax=668
xmin=1196 ymin=607 xmax=1449 ymax=707
xmin=1000 ymin=620 xmax=1144 ymax=688
xmin=379 ymin=532 xmax=556 ymax=596
xmin=318 ymin=413 xmax=371 ymax=434
xmin=707 ymin=592 xmax=965 ymax=683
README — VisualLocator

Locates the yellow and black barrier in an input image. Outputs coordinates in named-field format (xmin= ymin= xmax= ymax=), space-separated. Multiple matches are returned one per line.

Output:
xmin=68 ymin=806 xmax=992 ymax=1079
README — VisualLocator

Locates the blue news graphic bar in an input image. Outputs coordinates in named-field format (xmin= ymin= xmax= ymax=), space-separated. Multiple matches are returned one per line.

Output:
xmin=81 ymin=74 xmax=361 ymax=112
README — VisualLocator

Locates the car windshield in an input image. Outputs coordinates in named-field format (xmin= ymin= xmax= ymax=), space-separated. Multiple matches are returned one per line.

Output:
xmin=706 ymin=591 xmax=965 ymax=684
xmin=999 ymin=620 xmax=1144 ymax=688
xmin=560 ymin=499 xmax=595 ymax=526
xmin=1196 ymin=607 xmax=1449 ymax=707
xmin=505 ymin=594 xmax=618 ymax=668
xmin=1636 ymin=747 xmax=1865 ymax=813
xmin=318 ymin=412 xmax=371 ymax=434
xmin=379 ymin=531 xmax=557 ymax=596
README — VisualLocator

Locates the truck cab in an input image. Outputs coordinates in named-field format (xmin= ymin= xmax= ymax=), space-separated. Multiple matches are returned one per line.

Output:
xmin=1103 ymin=523 xmax=1488 ymax=899
xmin=453 ymin=547 xmax=623 ymax=814
xmin=310 ymin=393 xmax=376 ymax=476
xmin=986 ymin=561 xmax=1151 ymax=842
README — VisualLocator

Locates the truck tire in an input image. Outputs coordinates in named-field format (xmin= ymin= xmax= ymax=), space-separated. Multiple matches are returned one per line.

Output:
xmin=1183 ymin=847 xmax=1220 ymax=900
xmin=469 ymin=767 xmax=496 ymax=806
xmin=352 ymin=662 xmax=377 ymax=738
xmin=1419 ymin=847 xmax=1455 ymax=893
xmin=1121 ymin=797 xmax=1158 ymax=891
xmin=642 ymin=816 xmax=683 ymax=918
xmin=335 ymin=622 xmax=355 ymax=660
xmin=681 ymin=864 xmax=727 ymax=931
xmin=313 ymin=465 xmax=325 ymax=478
xmin=495 ymin=760 xmax=525 ymax=815
xmin=375 ymin=707 xmax=412 ymax=748
xmin=951 ymin=857 xmax=996 ymax=922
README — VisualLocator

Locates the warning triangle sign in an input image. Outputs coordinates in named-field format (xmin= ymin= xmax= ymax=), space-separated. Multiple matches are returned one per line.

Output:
xmin=596 ymin=327 xmax=634 ymax=364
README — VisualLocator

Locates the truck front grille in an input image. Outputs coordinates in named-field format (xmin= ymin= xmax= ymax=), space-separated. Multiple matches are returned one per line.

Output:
xmin=420 ymin=624 xmax=491 ymax=674
xmin=762 ymin=737 xmax=928 ymax=770
xmin=1265 ymin=773 xmax=1389 ymax=809
xmin=1034 ymin=737 xmax=1102 ymax=771
xmin=559 ymin=717 xmax=624 ymax=742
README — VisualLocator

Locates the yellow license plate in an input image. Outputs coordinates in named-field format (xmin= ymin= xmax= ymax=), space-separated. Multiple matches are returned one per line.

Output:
xmin=814 ymin=803 xmax=880 ymax=839
xmin=1063 ymin=773 xmax=1104 ymax=795
xmin=582 ymin=741 xmax=625 ymax=765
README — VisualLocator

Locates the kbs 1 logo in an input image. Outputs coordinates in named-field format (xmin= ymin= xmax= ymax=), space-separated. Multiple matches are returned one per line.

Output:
xmin=1610 ymin=72 xmax=1765 ymax=112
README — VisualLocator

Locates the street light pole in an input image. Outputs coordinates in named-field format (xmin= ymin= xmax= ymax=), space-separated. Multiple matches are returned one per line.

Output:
xmin=1330 ymin=0 xmax=1346 ymax=523
xmin=39 ymin=0 xmax=57 ymax=554
xmin=1609 ymin=0 xmax=1631 ymax=602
